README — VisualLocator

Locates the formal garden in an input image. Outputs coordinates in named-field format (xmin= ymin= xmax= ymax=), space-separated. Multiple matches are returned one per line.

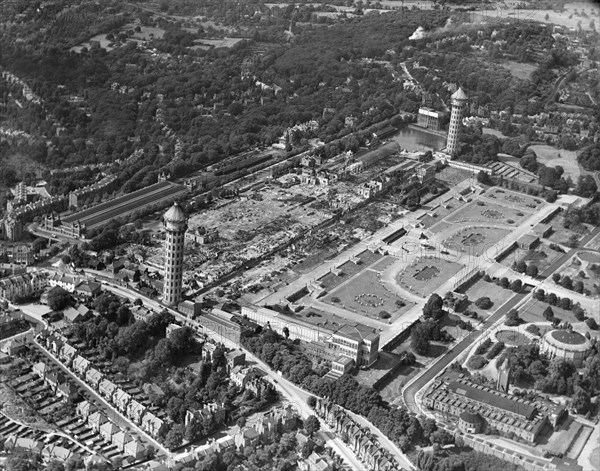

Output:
xmin=395 ymin=257 xmax=463 ymax=297
xmin=442 ymin=226 xmax=511 ymax=257
xmin=445 ymin=199 xmax=532 ymax=226
xmin=485 ymin=188 xmax=545 ymax=211
xmin=324 ymin=269 xmax=414 ymax=322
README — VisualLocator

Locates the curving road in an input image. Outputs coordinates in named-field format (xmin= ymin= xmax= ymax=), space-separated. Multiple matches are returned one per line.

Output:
xmin=95 ymin=281 xmax=371 ymax=470
xmin=402 ymin=225 xmax=600 ymax=415
xmin=402 ymin=290 xmax=528 ymax=414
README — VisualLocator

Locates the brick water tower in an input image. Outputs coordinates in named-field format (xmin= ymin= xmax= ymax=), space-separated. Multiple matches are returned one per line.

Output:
xmin=446 ymin=87 xmax=469 ymax=157
xmin=162 ymin=202 xmax=187 ymax=306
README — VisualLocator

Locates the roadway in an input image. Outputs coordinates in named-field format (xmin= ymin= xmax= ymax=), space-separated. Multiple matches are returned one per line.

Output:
xmin=401 ymin=289 xmax=529 ymax=414
xmin=96 ymin=281 xmax=405 ymax=470
xmin=540 ymin=225 xmax=600 ymax=278
xmin=33 ymin=339 xmax=170 ymax=457
xmin=401 ymin=225 xmax=600 ymax=415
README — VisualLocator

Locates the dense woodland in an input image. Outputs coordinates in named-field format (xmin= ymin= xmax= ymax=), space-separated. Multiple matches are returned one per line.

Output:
xmin=2 ymin=0 xmax=597 ymax=196
xmin=498 ymin=341 xmax=600 ymax=414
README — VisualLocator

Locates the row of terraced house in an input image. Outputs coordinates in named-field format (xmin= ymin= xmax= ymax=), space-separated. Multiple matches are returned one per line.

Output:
xmin=315 ymin=399 xmax=405 ymax=471
xmin=36 ymin=331 xmax=166 ymax=440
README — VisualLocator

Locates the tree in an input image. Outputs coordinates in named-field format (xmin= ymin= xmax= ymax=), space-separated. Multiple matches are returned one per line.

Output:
xmin=500 ymin=277 xmax=510 ymax=289
xmin=154 ymin=338 xmax=175 ymax=366
xmin=423 ymin=293 xmax=444 ymax=320
xmin=169 ymin=326 xmax=195 ymax=353
xmin=430 ymin=429 xmax=454 ymax=445
xmin=46 ymin=461 xmax=65 ymax=471
xmin=505 ymin=309 xmax=521 ymax=326
xmin=411 ymin=322 xmax=431 ymax=355
xmin=510 ymin=279 xmax=523 ymax=292
xmin=561 ymin=275 xmax=573 ymax=290
xmin=164 ymin=424 xmax=185 ymax=450
xmin=477 ymin=171 xmax=491 ymax=185
xmin=525 ymin=264 xmax=539 ymax=277
xmin=475 ymin=297 xmax=493 ymax=309
xmin=552 ymin=273 xmax=561 ymax=283
xmin=306 ymin=396 xmax=317 ymax=408
xmin=571 ymin=386 xmax=591 ymax=414
xmin=586 ymin=318 xmax=598 ymax=330
xmin=514 ymin=260 xmax=527 ymax=273
xmin=535 ymin=289 xmax=545 ymax=301
xmin=304 ymin=415 xmax=321 ymax=436
xmin=47 ymin=286 xmax=72 ymax=311
xmin=543 ymin=306 xmax=555 ymax=320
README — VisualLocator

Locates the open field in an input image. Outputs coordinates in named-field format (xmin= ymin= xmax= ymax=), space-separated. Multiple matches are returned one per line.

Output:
xmin=324 ymin=269 xmax=415 ymax=322
xmin=132 ymin=25 xmax=166 ymax=40
xmin=446 ymin=199 xmax=532 ymax=225
xmin=529 ymin=145 xmax=582 ymax=181
xmin=500 ymin=60 xmax=537 ymax=80
xmin=191 ymin=38 xmax=245 ymax=49
xmin=472 ymin=2 xmax=600 ymax=32
xmin=442 ymin=226 xmax=511 ymax=257
xmin=395 ymin=257 xmax=463 ymax=297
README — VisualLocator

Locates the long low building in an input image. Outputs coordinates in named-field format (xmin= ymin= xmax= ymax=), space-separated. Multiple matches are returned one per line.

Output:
xmin=241 ymin=305 xmax=380 ymax=368
xmin=59 ymin=180 xmax=187 ymax=234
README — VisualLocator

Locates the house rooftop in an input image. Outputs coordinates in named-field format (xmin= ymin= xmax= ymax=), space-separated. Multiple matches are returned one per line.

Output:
xmin=448 ymin=380 xmax=536 ymax=420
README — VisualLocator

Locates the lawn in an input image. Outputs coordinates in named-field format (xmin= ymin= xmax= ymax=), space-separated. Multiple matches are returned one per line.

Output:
xmin=585 ymin=232 xmax=600 ymax=251
xmin=464 ymin=279 xmax=509 ymax=318
xmin=324 ymin=269 xmax=414 ymax=322
xmin=495 ymin=330 xmax=530 ymax=346
xmin=519 ymin=298 xmax=582 ymax=325
xmin=395 ymin=257 xmax=464 ymax=297
xmin=547 ymin=217 xmax=590 ymax=246
xmin=446 ymin=199 xmax=532 ymax=226
xmin=443 ymin=226 xmax=511 ymax=257
xmin=485 ymin=188 xmax=544 ymax=211
xmin=529 ymin=145 xmax=582 ymax=181
xmin=556 ymin=255 xmax=600 ymax=298
xmin=498 ymin=242 xmax=565 ymax=273
xmin=499 ymin=61 xmax=537 ymax=80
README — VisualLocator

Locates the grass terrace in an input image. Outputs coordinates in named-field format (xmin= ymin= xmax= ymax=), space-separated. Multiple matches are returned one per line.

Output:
xmin=443 ymin=226 xmax=511 ymax=257
xmin=395 ymin=257 xmax=464 ymax=297
xmin=485 ymin=188 xmax=545 ymax=210
xmin=324 ymin=269 xmax=414 ymax=322
xmin=446 ymin=199 xmax=532 ymax=226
